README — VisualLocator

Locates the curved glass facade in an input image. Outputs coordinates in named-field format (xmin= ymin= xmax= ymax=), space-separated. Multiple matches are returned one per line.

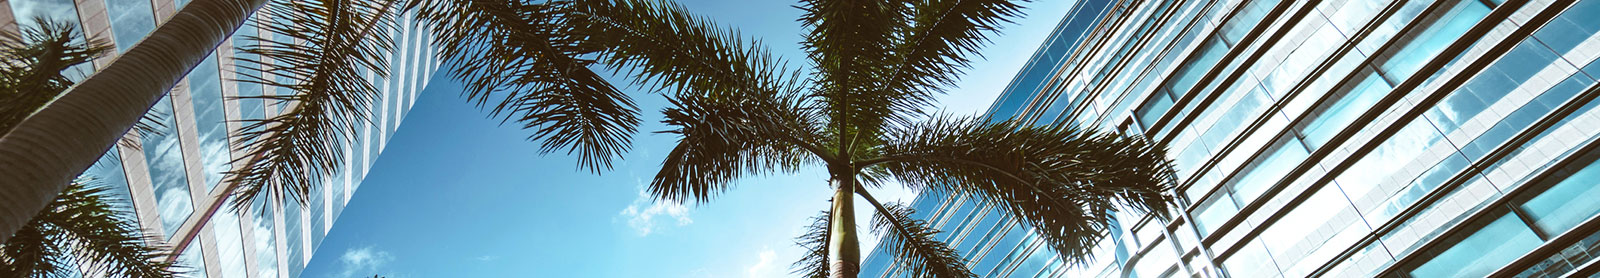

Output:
xmin=865 ymin=0 xmax=1600 ymax=277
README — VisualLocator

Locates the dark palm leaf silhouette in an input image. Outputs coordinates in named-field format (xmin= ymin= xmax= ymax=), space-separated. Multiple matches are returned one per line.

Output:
xmin=0 ymin=180 xmax=178 ymax=277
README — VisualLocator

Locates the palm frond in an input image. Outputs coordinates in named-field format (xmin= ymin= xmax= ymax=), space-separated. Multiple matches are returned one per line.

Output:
xmin=228 ymin=0 xmax=400 ymax=209
xmin=870 ymin=0 xmax=1025 ymax=123
xmin=0 ymin=17 xmax=110 ymax=135
xmin=792 ymin=210 xmax=831 ymax=278
xmin=411 ymin=0 xmax=638 ymax=173
xmin=799 ymin=0 xmax=907 ymax=156
xmin=0 ymin=217 xmax=59 ymax=277
xmin=864 ymin=116 xmax=1175 ymax=266
xmin=2 ymin=180 xmax=175 ymax=278
xmin=653 ymin=91 xmax=821 ymax=204
xmin=862 ymin=194 xmax=974 ymax=278
xmin=0 ymin=17 xmax=161 ymax=152
xmin=570 ymin=0 xmax=805 ymax=101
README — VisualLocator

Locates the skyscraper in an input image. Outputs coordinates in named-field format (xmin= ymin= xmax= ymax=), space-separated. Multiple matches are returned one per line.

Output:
xmin=865 ymin=0 xmax=1600 ymax=277
xmin=0 ymin=1 xmax=438 ymax=277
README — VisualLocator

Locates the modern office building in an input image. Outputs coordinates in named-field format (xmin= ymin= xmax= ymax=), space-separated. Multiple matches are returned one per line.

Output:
xmin=0 ymin=1 xmax=438 ymax=277
xmin=865 ymin=0 xmax=1600 ymax=277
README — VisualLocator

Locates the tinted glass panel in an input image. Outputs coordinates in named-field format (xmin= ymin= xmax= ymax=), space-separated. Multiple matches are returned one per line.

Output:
xmin=104 ymin=0 xmax=156 ymax=53
xmin=187 ymin=52 xmax=231 ymax=191
xmin=142 ymin=96 xmax=194 ymax=238
xmin=1404 ymin=210 xmax=1540 ymax=278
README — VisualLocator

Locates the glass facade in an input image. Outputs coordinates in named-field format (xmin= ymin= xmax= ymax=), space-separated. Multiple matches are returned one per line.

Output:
xmin=0 ymin=1 xmax=439 ymax=276
xmin=864 ymin=0 xmax=1600 ymax=277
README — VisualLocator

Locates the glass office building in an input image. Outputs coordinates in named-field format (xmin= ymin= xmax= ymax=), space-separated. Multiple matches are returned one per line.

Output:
xmin=0 ymin=1 xmax=438 ymax=277
xmin=865 ymin=0 xmax=1600 ymax=277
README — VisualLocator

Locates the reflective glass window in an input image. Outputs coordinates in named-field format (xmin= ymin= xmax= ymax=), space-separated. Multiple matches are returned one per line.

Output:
xmin=936 ymin=199 xmax=979 ymax=240
xmin=177 ymin=238 xmax=207 ymax=278
xmin=1226 ymin=137 xmax=1310 ymax=204
xmin=1530 ymin=0 xmax=1600 ymax=55
xmin=8 ymin=0 xmax=81 ymax=31
xmin=1192 ymin=192 xmax=1237 ymax=236
xmin=1516 ymin=150 xmax=1600 ymax=234
xmin=285 ymin=198 xmax=304 ymax=277
xmin=310 ymin=180 xmax=327 ymax=252
xmin=1296 ymin=67 xmax=1391 ymax=150
xmin=1130 ymin=239 xmax=1177 ymax=277
xmin=213 ymin=199 xmax=249 ymax=278
xmin=954 ymin=211 xmax=1004 ymax=256
xmin=332 ymin=168 xmax=347 ymax=220
xmin=970 ymin=226 xmax=1026 ymax=275
xmin=1459 ymin=74 xmax=1595 ymax=160
xmin=142 ymin=96 xmax=194 ymax=238
xmin=83 ymin=150 xmax=138 ymax=221
xmin=1222 ymin=239 xmax=1281 ymax=277
xmin=187 ymin=51 xmax=231 ymax=191
xmin=104 ymin=0 xmax=156 ymax=53
xmin=1401 ymin=209 xmax=1540 ymax=278
xmin=249 ymin=196 xmax=278 ymax=278
xmin=1428 ymin=40 xmax=1561 ymax=133
xmin=233 ymin=19 xmax=266 ymax=128
xmin=1219 ymin=0 xmax=1281 ymax=45
xmin=1373 ymin=1 xmax=1490 ymax=83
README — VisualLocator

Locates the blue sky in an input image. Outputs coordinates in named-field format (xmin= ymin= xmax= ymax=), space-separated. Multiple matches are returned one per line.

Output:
xmin=302 ymin=1 xmax=1080 ymax=277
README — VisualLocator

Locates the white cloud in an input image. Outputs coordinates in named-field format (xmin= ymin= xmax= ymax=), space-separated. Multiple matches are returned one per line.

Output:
xmin=474 ymin=255 xmax=498 ymax=262
xmin=336 ymin=246 xmax=393 ymax=278
xmin=745 ymin=246 xmax=778 ymax=278
xmin=618 ymin=178 xmax=692 ymax=236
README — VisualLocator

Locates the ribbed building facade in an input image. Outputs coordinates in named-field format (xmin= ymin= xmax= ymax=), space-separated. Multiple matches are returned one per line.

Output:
xmin=865 ymin=0 xmax=1600 ymax=277
xmin=0 ymin=1 xmax=438 ymax=277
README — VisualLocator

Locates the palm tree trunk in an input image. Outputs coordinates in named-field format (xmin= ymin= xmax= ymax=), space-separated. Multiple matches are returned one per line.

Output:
xmin=827 ymin=172 xmax=860 ymax=278
xmin=0 ymin=0 xmax=268 ymax=243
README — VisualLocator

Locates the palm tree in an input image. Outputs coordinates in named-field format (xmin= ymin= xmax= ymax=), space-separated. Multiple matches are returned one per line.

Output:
xmin=550 ymin=1 xmax=1177 ymax=277
xmin=0 ymin=0 xmax=644 ymax=247
xmin=0 ymin=19 xmax=176 ymax=278
xmin=0 ymin=0 xmax=271 ymax=242
xmin=0 ymin=179 xmax=177 ymax=277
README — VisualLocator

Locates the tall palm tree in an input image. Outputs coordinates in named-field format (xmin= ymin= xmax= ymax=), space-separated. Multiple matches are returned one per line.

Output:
xmin=0 ymin=19 xmax=176 ymax=278
xmin=549 ymin=1 xmax=1177 ymax=277
xmin=0 ymin=0 xmax=270 ymax=242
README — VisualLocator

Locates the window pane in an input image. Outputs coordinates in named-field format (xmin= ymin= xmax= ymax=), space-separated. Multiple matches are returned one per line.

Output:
xmin=187 ymin=52 xmax=231 ymax=191
xmin=1530 ymin=0 xmax=1600 ymax=54
xmin=8 ymin=0 xmax=82 ymax=38
xmin=1404 ymin=210 xmax=1540 ymax=277
xmin=104 ymin=0 xmax=156 ymax=53
xmin=177 ymin=238 xmax=208 ymax=278
xmin=213 ymin=199 xmax=249 ymax=278
xmin=1517 ymin=150 xmax=1600 ymax=234
xmin=1298 ymin=68 xmax=1391 ymax=149
xmin=249 ymin=196 xmax=278 ymax=278
xmin=143 ymin=96 xmax=194 ymax=238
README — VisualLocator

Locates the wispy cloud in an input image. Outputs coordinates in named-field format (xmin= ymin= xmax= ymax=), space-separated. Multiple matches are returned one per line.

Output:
xmin=745 ymin=246 xmax=778 ymax=278
xmin=474 ymin=255 xmax=498 ymax=262
xmin=336 ymin=246 xmax=394 ymax=278
xmin=618 ymin=178 xmax=692 ymax=236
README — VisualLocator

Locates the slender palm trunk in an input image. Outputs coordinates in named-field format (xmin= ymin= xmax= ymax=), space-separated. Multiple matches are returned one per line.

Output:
xmin=827 ymin=171 xmax=860 ymax=278
xmin=0 ymin=0 xmax=268 ymax=243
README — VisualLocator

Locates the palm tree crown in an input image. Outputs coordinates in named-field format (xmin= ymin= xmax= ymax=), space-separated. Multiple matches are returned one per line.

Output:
xmin=513 ymin=0 xmax=1179 ymax=277
xmin=0 ymin=1 xmax=1174 ymax=277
